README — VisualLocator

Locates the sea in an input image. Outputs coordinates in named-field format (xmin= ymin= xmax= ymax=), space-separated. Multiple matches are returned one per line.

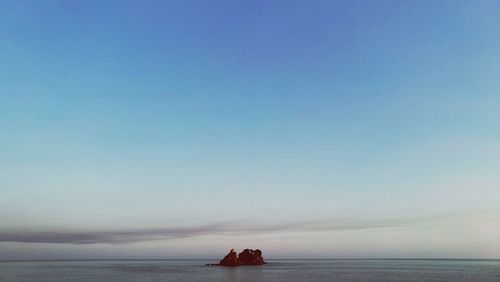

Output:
xmin=1 ymin=259 xmax=499 ymax=281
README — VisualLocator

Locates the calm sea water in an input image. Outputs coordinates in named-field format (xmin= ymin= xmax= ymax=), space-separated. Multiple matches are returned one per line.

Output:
xmin=1 ymin=259 xmax=499 ymax=281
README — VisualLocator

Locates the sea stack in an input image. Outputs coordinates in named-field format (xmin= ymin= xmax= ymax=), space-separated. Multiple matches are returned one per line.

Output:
xmin=218 ymin=248 xmax=265 ymax=266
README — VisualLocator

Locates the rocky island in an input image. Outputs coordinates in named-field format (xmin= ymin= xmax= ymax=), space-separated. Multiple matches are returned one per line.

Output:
xmin=213 ymin=248 xmax=265 ymax=266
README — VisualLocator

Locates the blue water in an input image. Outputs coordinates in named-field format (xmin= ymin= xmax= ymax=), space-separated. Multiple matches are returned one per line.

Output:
xmin=1 ymin=259 xmax=499 ymax=281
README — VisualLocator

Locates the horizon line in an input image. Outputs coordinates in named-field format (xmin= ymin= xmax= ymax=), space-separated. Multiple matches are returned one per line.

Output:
xmin=2 ymin=258 xmax=500 ymax=263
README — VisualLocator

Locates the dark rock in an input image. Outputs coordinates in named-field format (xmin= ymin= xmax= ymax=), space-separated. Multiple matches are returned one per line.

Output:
xmin=217 ymin=248 xmax=265 ymax=266
xmin=219 ymin=248 xmax=239 ymax=266
xmin=237 ymin=249 xmax=264 ymax=265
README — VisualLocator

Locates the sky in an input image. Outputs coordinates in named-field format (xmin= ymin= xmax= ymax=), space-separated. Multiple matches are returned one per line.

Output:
xmin=1 ymin=0 xmax=500 ymax=260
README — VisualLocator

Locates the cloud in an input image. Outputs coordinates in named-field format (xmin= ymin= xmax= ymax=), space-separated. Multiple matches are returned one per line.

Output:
xmin=0 ymin=215 xmax=453 ymax=244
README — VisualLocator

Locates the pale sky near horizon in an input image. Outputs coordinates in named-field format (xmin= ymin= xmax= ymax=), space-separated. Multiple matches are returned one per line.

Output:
xmin=1 ymin=0 xmax=500 ymax=260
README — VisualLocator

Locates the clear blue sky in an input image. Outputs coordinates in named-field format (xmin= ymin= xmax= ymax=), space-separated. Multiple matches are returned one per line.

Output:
xmin=1 ymin=0 xmax=499 ymax=260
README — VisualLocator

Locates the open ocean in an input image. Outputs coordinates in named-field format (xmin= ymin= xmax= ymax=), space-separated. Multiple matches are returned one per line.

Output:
xmin=1 ymin=259 xmax=500 ymax=281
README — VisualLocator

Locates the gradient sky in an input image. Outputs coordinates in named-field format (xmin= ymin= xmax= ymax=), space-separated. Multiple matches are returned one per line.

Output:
xmin=1 ymin=0 xmax=500 ymax=260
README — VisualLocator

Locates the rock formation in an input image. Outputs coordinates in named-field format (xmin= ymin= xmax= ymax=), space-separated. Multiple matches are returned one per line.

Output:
xmin=218 ymin=248 xmax=265 ymax=266
xmin=219 ymin=248 xmax=239 ymax=266
xmin=237 ymin=249 xmax=264 ymax=265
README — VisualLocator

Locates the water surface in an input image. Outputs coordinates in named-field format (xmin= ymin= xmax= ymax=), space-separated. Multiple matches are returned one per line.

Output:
xmin=1 ymin=259 xmax=499 ymax=281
